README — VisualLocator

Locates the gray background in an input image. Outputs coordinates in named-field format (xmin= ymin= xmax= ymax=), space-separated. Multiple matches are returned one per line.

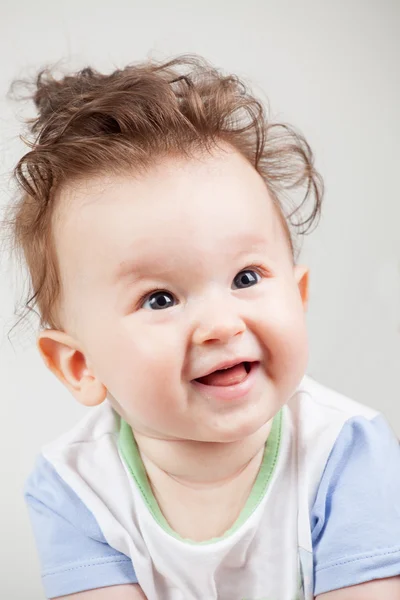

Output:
xmin=0 ymin=1 xmax=399 ymax=598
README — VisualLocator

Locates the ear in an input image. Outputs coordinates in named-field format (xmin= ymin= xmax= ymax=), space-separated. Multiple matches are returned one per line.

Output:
xmin=37 ymin=330 xmax=107 ymax=407
xmin=294 ymin=265 xmax=309 ymax=310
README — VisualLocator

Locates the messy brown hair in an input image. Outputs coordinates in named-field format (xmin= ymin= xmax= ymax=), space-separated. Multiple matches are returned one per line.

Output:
xmin=5 ymin=54 xmax=323 ymax=332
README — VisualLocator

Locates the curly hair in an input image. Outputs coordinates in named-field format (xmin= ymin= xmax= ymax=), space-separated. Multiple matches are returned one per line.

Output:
xmin=5 ymin=54 xmax=323 ymax=331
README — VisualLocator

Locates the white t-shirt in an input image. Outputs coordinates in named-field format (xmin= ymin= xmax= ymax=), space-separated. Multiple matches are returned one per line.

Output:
xmin=25 ymin=377 xmax=400 ymax=599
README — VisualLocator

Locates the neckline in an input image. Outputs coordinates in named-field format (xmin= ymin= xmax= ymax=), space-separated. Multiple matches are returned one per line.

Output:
xmin=118 ymin=410 xmax=282 ymax=545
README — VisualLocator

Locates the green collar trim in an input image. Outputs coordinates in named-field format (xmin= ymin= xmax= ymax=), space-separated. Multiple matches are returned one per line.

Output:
xmin=119 ymin=410 xmax=282 ymax=545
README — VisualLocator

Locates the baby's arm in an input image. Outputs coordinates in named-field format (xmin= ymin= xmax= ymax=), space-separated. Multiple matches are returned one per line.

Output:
xmin=316 ymin=576 xmax=400 ymax=599
xmin=25 ymin=457 xmax=139 ymax=598
xmin=312 ymin=415 xmax=400 ymax=596
xmin=53 ymin=583 xmax=147 ymax=599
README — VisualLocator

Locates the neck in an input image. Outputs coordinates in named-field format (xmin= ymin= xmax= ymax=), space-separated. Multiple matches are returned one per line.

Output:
xmin=132 ymin=421 xmax=273 ymax=541
xmin=134 ymin=420 xmax=272 ymax=487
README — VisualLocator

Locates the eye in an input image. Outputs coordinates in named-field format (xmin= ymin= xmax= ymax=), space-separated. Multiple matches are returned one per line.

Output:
xmin=232 ymin=269 xmax=261 ymax=289
xmin=142 ymin=290 xmax=176 ymax=310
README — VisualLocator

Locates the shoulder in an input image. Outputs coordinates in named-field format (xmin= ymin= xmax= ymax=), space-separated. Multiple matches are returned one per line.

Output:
xmin=42 ymin=399 xmax=120 ymax=456
xmin=25 ymin=453 xmax=108 ymax=541
xmin=26 ymin=399 xmax=120 ymax=525
xmin=24 ymin=404 xmax=138 ymax=598
xmin=293 ymin=375 xmax=379 ymax=423
xmin=287 ymin=376 xmax=380 ymax=466
xmin=25 ymin=400 xmax=122 ymax=543
xmin=297 ymin=379 xmax=400 ymax=595
xmin=282 ymin=377 xmax=381 ymax=502
xmin=25 ymin=457 xmax=138 ymax=598
xmin=39 ymin=399 xmax=124 ymax=501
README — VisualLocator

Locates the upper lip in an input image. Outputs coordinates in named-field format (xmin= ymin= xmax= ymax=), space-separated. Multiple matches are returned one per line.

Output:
xmin=192 ymin=358 xmax=258 ymax=381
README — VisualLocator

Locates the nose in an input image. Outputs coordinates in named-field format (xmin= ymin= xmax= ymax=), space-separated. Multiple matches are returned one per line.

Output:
xmin=191 ymin=296 xmax=246 ymax=346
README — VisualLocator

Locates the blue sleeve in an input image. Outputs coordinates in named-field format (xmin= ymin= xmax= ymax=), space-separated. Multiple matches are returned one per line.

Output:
xmin=311 ymin=414 xmax=400 ymax=596
xmin=25 ymin=455 xmax=138 ymax=598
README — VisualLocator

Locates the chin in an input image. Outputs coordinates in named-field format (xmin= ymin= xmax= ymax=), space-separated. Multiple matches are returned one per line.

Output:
xmin=202 ymin=410 xmax=272 ymax=444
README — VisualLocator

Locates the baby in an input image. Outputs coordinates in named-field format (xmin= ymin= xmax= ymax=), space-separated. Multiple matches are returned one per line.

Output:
xmin=8 ymin=56 xmax=400 ymax=600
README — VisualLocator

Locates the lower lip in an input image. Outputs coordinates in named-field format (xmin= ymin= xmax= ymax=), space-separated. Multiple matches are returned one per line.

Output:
xmin=192 ymin=363 xmax=260 ymax=402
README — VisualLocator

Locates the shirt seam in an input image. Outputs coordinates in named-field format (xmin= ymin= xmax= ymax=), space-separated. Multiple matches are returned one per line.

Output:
xmin=42 ymin=556 xmax=132 ymax=577
xmin=44 ymin=431 xmax=119 ymax=448
xmin=316 ymin=545 xmax=400 ymax=571
xmin=301 ymin=389 xmax=379 ymax=420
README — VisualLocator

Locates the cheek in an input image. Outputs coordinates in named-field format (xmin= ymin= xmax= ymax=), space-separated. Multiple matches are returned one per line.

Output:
xmin=257 ymin=287 xmax=308 ymax=375
xmin=91 ymin=320 xmax=184 ymax=402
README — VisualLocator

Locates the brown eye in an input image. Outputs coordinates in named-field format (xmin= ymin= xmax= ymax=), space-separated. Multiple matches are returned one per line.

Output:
xmin=142 ymin=291 xmax=176 ymax=310
xmin=232 ymin=270 xmax=260 ymax=289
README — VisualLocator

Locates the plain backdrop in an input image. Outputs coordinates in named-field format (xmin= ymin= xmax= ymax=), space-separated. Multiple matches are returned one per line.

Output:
xmin=0 ymin=1 xmax=399 ymax=598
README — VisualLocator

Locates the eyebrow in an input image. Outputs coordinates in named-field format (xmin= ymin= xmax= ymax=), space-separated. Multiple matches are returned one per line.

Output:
xmin=113 ymin=235 xmax=273 ymax=283
xmin=114 ymin=258 xmax=168 ymax=283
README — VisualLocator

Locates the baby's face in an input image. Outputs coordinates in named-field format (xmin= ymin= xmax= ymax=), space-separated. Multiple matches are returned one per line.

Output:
xmin=54 ymin=147 xmax=308 ymax=443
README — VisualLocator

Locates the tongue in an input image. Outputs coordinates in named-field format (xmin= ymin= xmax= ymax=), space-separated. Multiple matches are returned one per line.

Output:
xmin=197 ymin=363 xmax=248 ymax=387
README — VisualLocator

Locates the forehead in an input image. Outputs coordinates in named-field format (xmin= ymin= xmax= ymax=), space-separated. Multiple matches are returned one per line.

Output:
xmin=55 ymin=149 xmax=291 ymax=292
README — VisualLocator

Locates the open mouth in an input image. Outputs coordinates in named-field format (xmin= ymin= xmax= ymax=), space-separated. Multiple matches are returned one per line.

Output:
xmin=195 ymin=361 xmax=257 ymax=387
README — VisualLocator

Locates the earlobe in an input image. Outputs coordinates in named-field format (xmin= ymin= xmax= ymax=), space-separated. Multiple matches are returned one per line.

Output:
xmin=37 ymin=330 xmax=107 ymax=407
xmin=294 ymin=265 xmax=309 ymax=310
